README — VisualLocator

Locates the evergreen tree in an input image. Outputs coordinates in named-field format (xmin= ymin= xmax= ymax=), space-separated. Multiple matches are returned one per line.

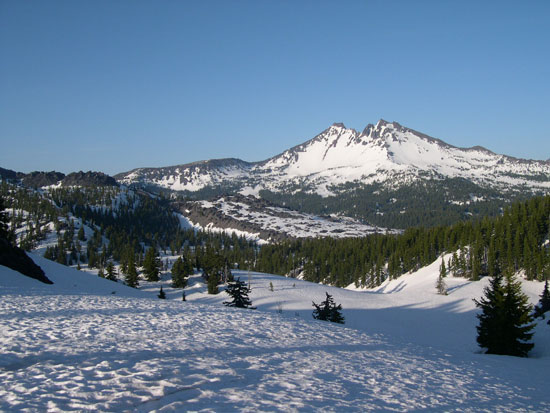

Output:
xmin=77 ymin=225 xmax=86 ymax=241
xmin=125 ymin=254 xmax=139 ymax=288
xmin=143 ymin=247 xmax=160 ymax=282
xmin=312 ymin=292 xmax=345 ymax=324
xmin=171 ymin=256 xmax=191 ymax=288
xmin=222 ymin=261 xmax=233 ymax=283
xmin=106 ymin=261 xmax=117 ymax=282
xmin=533 ymin=279 xmax=550 ymax=318
xmin=435 ymin=272 xmax=448 ymax=295
xmin=439 ymin=258 xmax=447 ymax=278
xmin=207 ymin=271 xmax=219 ymax=294
xmin=474 ymin=271 xmax=535 ymax=357
xmin=223 ymin=278 xmax=255 ymax=308
xmin=0 ymin=196 xmax=9 ymax=240
xmin=158 ymin=286 xmax=166 ymax=299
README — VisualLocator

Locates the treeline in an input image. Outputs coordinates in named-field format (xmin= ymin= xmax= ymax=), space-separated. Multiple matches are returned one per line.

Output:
xmin=256 ymin=195 xmax=550 ymax=287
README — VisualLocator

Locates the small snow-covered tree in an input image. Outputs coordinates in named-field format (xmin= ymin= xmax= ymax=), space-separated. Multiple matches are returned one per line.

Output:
xmin=312 ymin=292 xmax=345 ymax=324
xmin=436 ymin=259 xmax=448 ymax=295
xmin=436 ymin=273 xmax=448 ymax=295
xmin=223 ymin=278 xmax=255 ymax=309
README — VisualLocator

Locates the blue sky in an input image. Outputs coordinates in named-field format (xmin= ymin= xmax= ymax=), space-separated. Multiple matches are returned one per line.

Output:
xmin=1 ymin=0 xmax=549 ymax=175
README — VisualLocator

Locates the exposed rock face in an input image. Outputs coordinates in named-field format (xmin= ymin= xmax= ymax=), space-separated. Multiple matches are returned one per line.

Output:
xmin=62 ymin=171 xmax=118 ymax=187
xmin=173 ymin=194 xmax=389 ymax=242
xmin=0 ymin=237 xmax=52 ymax=284
xmin=22 ymin=171 xmax=66 ymax=188
xmin=0 ymin=167 xmax=18 ymax=181
xmin=173 ymin=197 xmax=288 ymax=243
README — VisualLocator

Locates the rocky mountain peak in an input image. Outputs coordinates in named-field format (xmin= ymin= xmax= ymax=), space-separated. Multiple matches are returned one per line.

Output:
xmin=331 ymin=122 xmax=347 ymax=129
xmin=114 ymin=119 xmax=550 ymax=198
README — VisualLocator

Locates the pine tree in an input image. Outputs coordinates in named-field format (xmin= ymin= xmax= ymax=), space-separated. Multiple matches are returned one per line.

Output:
xmin=106 ymin=261 xmax=117 ymax=282
xmin=0 ymin=196 xmax=9 ymax=240
xmin=125 ymin=254 xmax=139 ymax=288
xmin=171 ymin=256 xmax=190 ymax=288
xmin=435 ymin=258 xmax=448 ymax=295
xmin=474 ymin=271 xmax=535 ymax=357
xmin=439 ymin=258 xmax=446 ymax=278
xmin=436 ymin=273 xmax=448 ymax=295
xmin=207 ymin=271 xmax=219 ymax=294
xmin=533 ymin=279 xmax=550 ymax=318
xmin=143 ymin=247 xmax=160 ymax=282
xmin=77 ymin=225 xmax=86 ymax=241
xmin=223 ymin=278 xmax=255 ymax=308
xmin=158 ymin=286 xmax=166 ymax=299
xmin=312 ymin=292 xmax=345 ymax=324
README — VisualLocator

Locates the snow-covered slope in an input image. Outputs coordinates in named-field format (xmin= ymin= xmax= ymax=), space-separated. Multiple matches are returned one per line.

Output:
xmin=175 ymin=194 xmax=395 ymax=242
xmin=116 ymin=158 xmax=252 ymax=192
xmin=116 ymin=119 xmax=550 ymax=197
xmin=1 ymin=255 xmax=549 ymax=411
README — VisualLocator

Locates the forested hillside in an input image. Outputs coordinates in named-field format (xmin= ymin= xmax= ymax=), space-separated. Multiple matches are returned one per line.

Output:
xmin=2 ymin=179 xmax=549 ymax=291
xmin=0 ymin=182 xmax=257 ymax=282
xmin=257 ymin=196 xmax=550 ymax=287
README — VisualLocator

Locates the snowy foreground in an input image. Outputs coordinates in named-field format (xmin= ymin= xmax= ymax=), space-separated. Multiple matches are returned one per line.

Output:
xmin=1 ymin=256 xmax=550 ymax=412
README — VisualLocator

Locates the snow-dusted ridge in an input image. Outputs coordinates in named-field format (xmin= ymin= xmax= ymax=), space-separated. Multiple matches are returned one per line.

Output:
xmin=116 ymin=119 xmax=550 ymax=197
xmin=1 ymin=254 xmax=549 ymax=411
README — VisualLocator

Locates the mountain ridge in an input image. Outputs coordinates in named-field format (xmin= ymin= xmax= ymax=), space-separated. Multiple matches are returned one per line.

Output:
xmin=115 ymin=119 xmax=550 ymax=195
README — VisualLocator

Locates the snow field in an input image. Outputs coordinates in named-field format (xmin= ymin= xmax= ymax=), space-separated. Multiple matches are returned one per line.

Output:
xmin=1 ymin=255 xmax=550 ymax=411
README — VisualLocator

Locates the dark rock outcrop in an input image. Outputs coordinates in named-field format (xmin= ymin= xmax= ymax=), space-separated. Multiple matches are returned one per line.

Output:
xmin=22 ymin=171 xmax=65 ymax=188
xmin=0 ymin=238 xmax=52 ymax=284
xmin=0 ymin=167 xmax=18 ymax=181
xmin=62 ymin=171 xmax=118 ymax=187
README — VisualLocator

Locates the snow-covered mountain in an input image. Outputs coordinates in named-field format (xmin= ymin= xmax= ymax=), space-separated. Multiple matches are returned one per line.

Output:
xmin=116 ymin=119 xmax=550 ymax=197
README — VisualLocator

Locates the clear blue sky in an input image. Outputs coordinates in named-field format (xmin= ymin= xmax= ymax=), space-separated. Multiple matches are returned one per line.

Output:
xmin=1 ymin=0 xmax=549 ymax=175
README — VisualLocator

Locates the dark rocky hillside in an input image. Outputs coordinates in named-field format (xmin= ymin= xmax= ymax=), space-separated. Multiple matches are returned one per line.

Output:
xmin=62 ymin=171 xmax=118 ymax=187
xmin=0 ymin=237 xmax=52 ymax=284
xmin=22 ymin=171 xmax=66 ymax=188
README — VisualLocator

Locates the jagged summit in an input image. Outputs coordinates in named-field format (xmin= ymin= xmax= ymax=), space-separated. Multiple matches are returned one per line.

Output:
xmin=331 ymin=122 xmax=347 ymax=128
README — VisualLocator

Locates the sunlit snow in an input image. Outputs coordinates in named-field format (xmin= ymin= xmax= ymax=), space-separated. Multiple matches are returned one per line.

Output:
xmin=1 ymin=254 xmax=549 ymax=411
